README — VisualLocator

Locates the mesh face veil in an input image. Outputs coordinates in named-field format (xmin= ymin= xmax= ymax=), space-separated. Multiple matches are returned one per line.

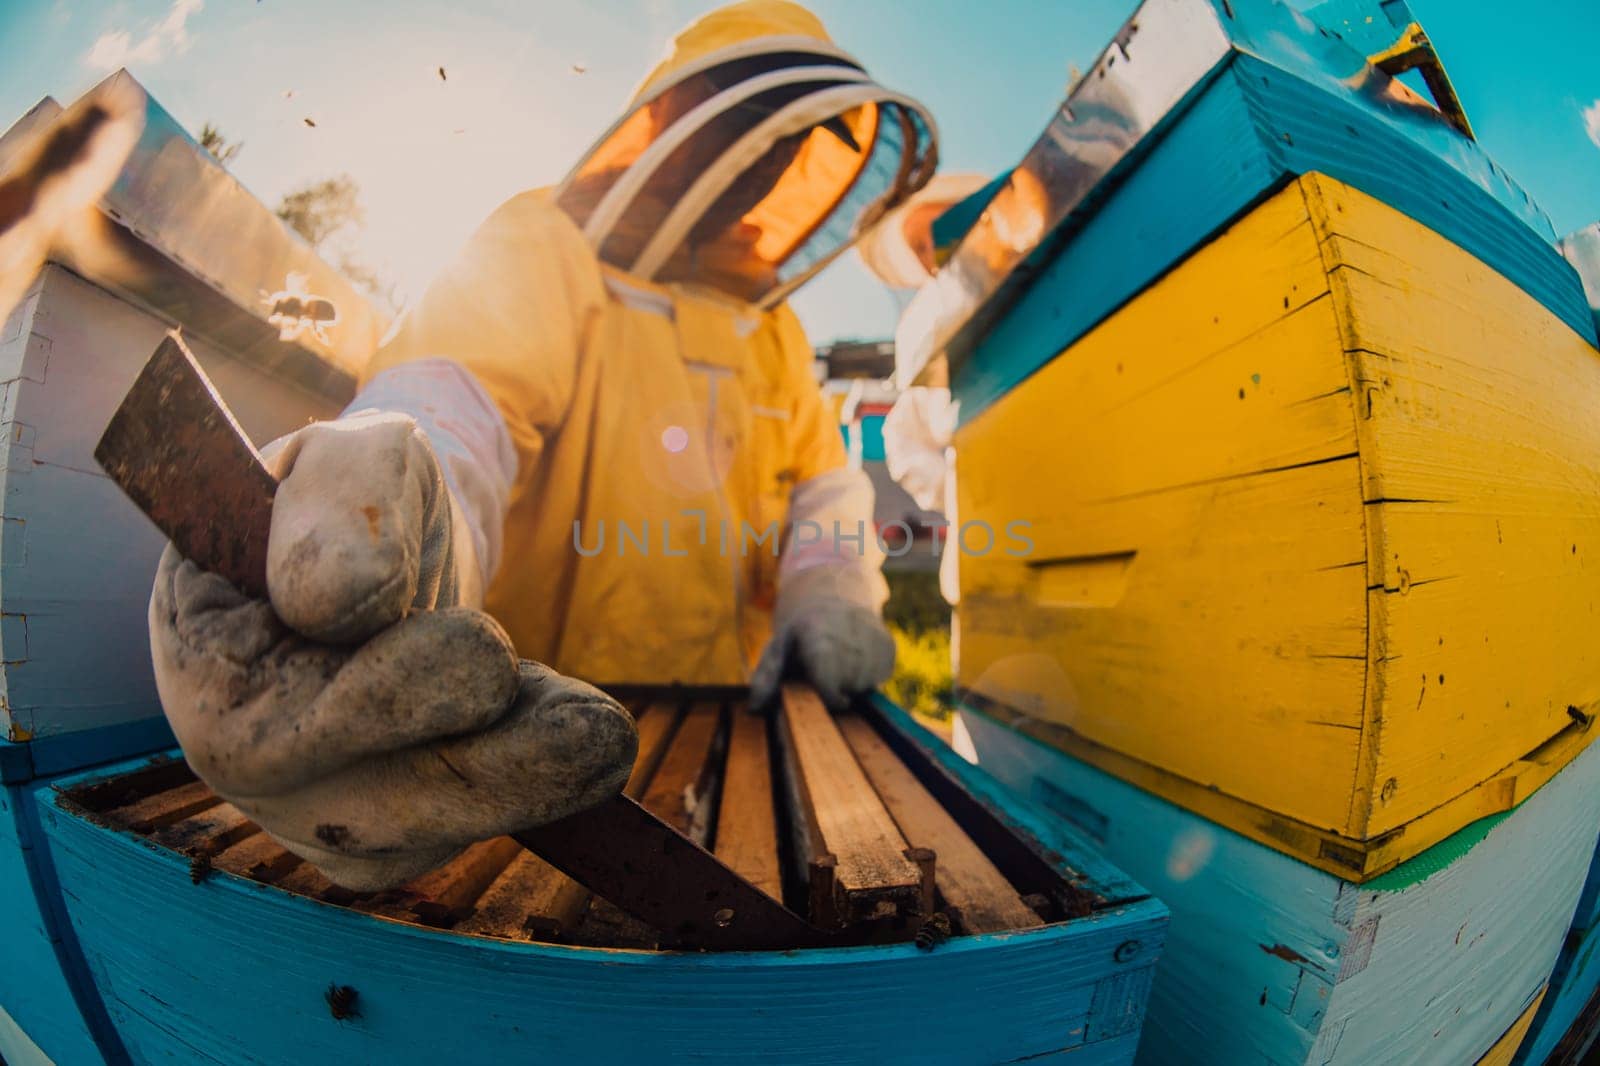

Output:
xmin=555 ymin=31 xmax=937 ymax=307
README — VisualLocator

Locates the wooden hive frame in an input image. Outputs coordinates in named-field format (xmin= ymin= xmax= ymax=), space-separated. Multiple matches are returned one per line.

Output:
xmin=31 ymin=694 xmax=1167 ymax=1065
xmin=57 ymin=687 xmax=1093 ymax=950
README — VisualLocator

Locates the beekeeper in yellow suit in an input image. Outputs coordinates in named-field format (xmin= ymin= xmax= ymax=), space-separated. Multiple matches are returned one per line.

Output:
xmin=147 ymin=0 xmax=938 ymax=890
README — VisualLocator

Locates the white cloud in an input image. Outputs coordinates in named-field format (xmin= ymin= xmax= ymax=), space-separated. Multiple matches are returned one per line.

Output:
xmin=84 ymin=0 xmax=202 ymax=72
xmin=1585 ymin=100 xmax=1600 ymax=151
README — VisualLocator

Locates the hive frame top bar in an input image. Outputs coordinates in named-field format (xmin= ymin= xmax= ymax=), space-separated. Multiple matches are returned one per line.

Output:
xmin=893 ymin=0 xmax=1566 ymax=394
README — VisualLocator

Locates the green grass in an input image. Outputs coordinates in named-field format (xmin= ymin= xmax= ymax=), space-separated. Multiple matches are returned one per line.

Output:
xmin=883 ymin=569 xmax=953 ymax=722
xmin=884 ymin=624 xmax=954 ymax=722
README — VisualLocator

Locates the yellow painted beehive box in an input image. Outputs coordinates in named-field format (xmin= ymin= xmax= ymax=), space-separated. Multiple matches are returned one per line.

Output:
xmin=955 ymin=172 xmax=1600 ymax=880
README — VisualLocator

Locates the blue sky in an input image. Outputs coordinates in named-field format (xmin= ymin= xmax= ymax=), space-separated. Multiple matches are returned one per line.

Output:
xmin=1 ymin=0 xmax=1597 ymax=345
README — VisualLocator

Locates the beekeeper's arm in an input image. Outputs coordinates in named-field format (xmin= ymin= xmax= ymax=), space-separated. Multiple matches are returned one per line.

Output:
xmin=148 ymin=193 xmax=637 ymax=891
xmin=749 ymin=306 xmax=895 ymax=711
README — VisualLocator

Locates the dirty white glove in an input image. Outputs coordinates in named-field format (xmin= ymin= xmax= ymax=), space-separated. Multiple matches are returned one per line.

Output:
xmin=750 ymin=564 xmax=896 ymax=712
xmin=149 ymin=413 xmax=636 ymax=890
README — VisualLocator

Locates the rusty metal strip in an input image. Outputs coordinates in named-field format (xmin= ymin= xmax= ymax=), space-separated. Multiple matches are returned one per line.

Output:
xmin=94 ymin=333 xmax=276 ymax=598
xmin=513 ymin=795 xmax=831 ymax=951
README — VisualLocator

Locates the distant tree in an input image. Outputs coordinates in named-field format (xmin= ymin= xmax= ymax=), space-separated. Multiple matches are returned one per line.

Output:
xmin=275 ymin=174 xmax=397 ymax=314
xmin=197 ymin=122 xmax=242 ymax=166
xmin=275 ymin=174 xmax=362 ymax=248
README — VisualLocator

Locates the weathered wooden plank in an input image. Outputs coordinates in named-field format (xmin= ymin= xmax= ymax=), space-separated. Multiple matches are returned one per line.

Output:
xmin=455 ymin=851 xmax=588 ymax=940
xmin=1476 ymin=986 xmax=1546 ymax=1066
xmin=714 ymin=707 xmax=782 ymax=900
xmin=625 ymin=703 xmax=685 ymax=797
xmin=1517 ymin=903 xmax=1600 ymax=1064
xmin=365 ymin=837 xmax=526 ymax=926
xmin=0 ymin=261 xmax=347 ymax=745
xmin=640 ymin=702 xmax=723 ymax=843
xmin=405 ymin=837 xmax=524 ymax=908
xmin=955 ymin=171 xmax=1600 ymax=874
xmin=273 ymin=861 xmax=345 ymax=899
xmin=954 ymin=179 xmax=1367 ymax=839
xmin=1300 ymin=173 xmax=1600 ymax=840
xmin=211 ymin=831 xmax=300 ymax=883
xmin=837 ymin=715 xmax=1040 ymax=934
xmin=56 ymin=756 xmax=195 ymax=813
xmin=148 ymin=801 xmax=255 ymax=857
xmin=105 ymin=779 xmax=221 ymax=832
xmin=777 ymin=684 xmax=924 ymax=927
xmin=963 ymin=705 xmax=1600 ymax=1066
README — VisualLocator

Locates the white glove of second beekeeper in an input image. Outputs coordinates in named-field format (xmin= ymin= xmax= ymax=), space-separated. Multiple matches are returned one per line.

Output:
xmin=750 ymin=562 xmax=896 ymax=712
xmin=148 ymin=412 xmax=637 ymax=891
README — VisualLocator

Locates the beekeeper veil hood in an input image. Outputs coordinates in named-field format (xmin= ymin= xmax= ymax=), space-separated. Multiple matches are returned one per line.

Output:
xmin=555 ymin=0 xmax=938 ymax=307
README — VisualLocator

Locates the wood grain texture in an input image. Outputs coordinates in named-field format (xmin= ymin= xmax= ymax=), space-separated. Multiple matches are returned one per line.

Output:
xmin=0 ymin=266 xmax=341 ymax=743
xmin=1478 ymin=986 xmax=1546 ymax=1066
xmin=273 ymin=861 xmax=343 ymax=898
xmin=0 ymin=782 xmax=113 ymax=1066
xmin=778 ymin=685 xmax=922 ymax=924
xmin=952 ymin=46 xmax=1592 ymax=424
xmin=211 ymin=832 xmax=300 ymax=883
xmin=1567 ymin=843 xmax=1600 ymax=938
xmin=625 ymin=702 xmax=682 ymax=797
xmin=454 ymin=851 xmax=588 ymax=940
xmin=106 ymin=779 xmax=220 ymax=832
xmin=1512 ymin=903 xmax=1600 ymax=1063
xmin=964 ymin=706 xmax=1600 ymax=1066
xmin=365 ymin=837 xmax=526 ymax=926
xmin=1302 ymin=172 xmax=1600 ymax=838
xmin=957 ymin=179 xmax=1367 ymax=834
xmin=958 ymin=172 xmax=1600 ymax=874
xmin=714 ymin=708 xmax=782 ymax=900
xmin=148 ymin=802 xmax=255 ymax=856
xmin=34 ymin=738 xmax=1165 ymax=1066
xmin=640 ymin=702 xmax=722 ymax=843
xmin=837 ymin=715 xmax=1040 ymax=934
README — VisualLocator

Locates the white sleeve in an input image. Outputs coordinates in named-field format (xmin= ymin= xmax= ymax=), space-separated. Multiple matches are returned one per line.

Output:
xmin=341 ymin=359 xmax=518 ymax=589
xmin=779 ymin=465 xmax=888 ymax=615
xmin=882 ymin=386 xmax=956 ymax=513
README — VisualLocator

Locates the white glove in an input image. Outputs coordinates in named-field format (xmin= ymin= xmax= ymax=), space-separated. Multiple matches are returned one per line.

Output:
xmin=750 ymin=564 xmax=896 ymax=712
xmin=149 ymin=413 xmax=636 ymax=890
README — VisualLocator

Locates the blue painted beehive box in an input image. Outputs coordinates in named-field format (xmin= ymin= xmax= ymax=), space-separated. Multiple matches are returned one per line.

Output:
xmin=1513 ymin=840 xmax=1600 ymax=1064
xmin=28 ymin=694 xmax=1166 ymax=1065
xmin=961 ymin=706 xmax=1600 ymax=1065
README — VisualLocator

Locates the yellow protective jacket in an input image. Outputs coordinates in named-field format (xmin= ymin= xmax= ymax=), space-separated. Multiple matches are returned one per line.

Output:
xmin=357 ymin=1 xmax=936 ymax=685
xmin=367 ymin=197 xmax=849 ymax=683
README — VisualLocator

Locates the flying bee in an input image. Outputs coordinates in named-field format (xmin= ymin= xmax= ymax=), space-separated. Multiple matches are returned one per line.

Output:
xmin=263 ymin=272 xmax=339 ymax=345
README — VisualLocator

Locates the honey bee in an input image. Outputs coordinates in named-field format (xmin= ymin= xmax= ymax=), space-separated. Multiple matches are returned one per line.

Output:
xmin=324 ymin=983 xmax=360 ymax=1021
xmin=914 ymin=912 xmax=952 ymax=951
xmin=263 ymin=272 xmax=339 ymax=345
